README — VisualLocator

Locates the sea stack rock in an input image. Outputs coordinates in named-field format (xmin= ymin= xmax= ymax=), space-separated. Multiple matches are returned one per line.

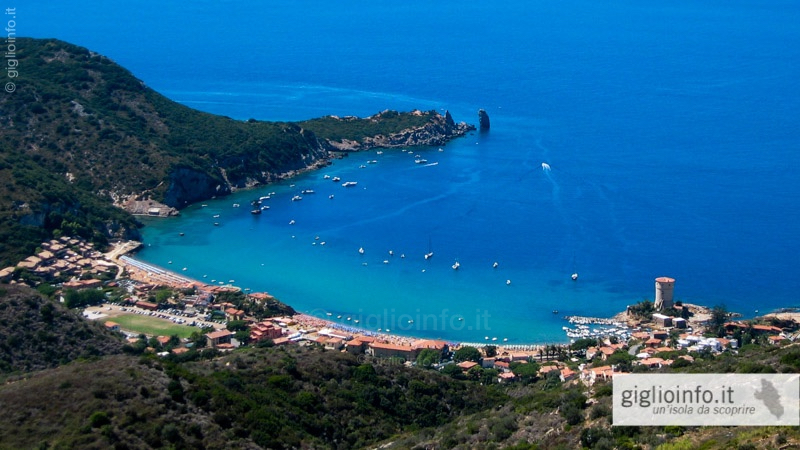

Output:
xmin=444 ymin=110 xmax=456 ymax=128
xmin=478 ymin=109 xmax=490 ymax=131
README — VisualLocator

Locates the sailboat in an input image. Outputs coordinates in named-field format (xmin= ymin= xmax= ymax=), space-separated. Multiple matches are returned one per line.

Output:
xmin=571 ymin=254 xmax=578 ymax=280
xmin=424 ymin=237 xmax=434 ymax=260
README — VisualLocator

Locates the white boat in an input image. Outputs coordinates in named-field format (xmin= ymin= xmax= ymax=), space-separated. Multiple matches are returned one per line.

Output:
xmin=329 ymin=194 xmax=334 ymax=199
xmin=292 ymin=195 xmax=303 ymax=201
xmin=301 ymin=189 xmax=315 ymax=194
xmin=232 ymin=203 xmax=240 ymax=207
xmin=358 ymin=247 xmax=365 ymax=254
xmin=492 ymin=262 xmax=499 ymax=268
xmin=376 ymin=151 xmax=383 ymax=155
xmin=323 ymin=174 xmax=331 ymax=179
xmin=289 ymin=219 xmax=295 ymax=225
xmin=415 ymin=159 xmax=428 ymax=164
xmin=424 ymin=237 xmax=434 ymax=260
xmin=342 ymin=181 xmax=358 ymax=187
xmin=332 ymin=177 xmax=341 ymax=182
xmin=506 ymin=279 xmax=511 ymax=285
xmin=452 ymin=260 xmax=460 ymax=270
xmin=572 ymin=273 xmax=578 ymax=280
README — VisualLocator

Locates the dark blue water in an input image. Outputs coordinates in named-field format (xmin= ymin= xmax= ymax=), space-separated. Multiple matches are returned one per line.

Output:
xmin=27 ymin=0 xmax=800 ymax=342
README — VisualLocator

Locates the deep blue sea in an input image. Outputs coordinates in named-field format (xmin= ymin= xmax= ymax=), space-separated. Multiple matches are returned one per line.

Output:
xmin=27 ymin=0 xmax=800 ymax=343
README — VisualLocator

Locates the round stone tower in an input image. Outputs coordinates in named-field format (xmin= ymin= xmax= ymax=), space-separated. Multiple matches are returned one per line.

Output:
xmin=654 ymin=276 xmax=675 ymax=310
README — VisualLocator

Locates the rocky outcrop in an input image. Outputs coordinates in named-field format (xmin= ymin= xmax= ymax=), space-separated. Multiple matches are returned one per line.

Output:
xmin=162 ymin=167 xmax=231 ymax=208
xmin=478 ymin=109 xmax=490 ymax=131
xmin=321 ymin=111 xmax=475 ymax=152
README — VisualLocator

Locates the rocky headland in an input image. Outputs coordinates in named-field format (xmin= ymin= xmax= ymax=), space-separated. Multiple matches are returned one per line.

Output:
xmin=0 ymin=38 xmax=474 ymax=266
xmin=319 ymin=110 xmax=475 ymax=152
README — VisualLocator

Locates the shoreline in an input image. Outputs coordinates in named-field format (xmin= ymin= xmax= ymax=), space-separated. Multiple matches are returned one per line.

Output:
xmin=113 ymin=249 xmax=560 ymax=350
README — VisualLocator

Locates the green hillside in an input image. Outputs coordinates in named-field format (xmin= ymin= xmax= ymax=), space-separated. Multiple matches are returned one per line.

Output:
xmin=0 ymin=38 xmax=469 ymax=267
xmin=0 ymin=283 xmax=123 ymax=374
xmin=0 ymin=284 xmax=799 ymax=449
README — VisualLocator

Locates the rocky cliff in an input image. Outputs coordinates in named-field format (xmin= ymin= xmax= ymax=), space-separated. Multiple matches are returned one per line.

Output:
xmin=478 ymin=109 xmax=491 ymax=131
xmin=317 ymin=110 xmax=475 ymax=152
xmin=0 ymin=38 xmax=473 ymax=266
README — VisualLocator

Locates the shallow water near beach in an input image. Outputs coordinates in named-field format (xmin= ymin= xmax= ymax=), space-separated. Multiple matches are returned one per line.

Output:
xmin=28 ymin=0 xmax=800 ymax=343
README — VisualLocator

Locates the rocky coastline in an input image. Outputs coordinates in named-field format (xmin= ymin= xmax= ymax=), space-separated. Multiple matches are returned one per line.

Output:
xmin=319 ymin=110 xmax=475 ymax=152
xmin=125 ymin=110 xmax=474 ymax=215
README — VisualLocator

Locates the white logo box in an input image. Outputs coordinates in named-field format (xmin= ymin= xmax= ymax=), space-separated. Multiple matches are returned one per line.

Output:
xmin=613 ymin=373 xmax=799 ymax=426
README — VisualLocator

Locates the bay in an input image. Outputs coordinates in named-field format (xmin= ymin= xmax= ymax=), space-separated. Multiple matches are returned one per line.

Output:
xmin=26 ymin=0 xmax=800 ymax=342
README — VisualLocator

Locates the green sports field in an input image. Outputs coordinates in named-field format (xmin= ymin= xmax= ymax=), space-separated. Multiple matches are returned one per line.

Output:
xmin=111 ymin=313 xmax=196 ymax=338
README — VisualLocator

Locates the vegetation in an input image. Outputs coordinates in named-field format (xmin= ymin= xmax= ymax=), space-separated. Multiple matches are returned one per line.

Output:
xmin=299 ymin=109 xmax=432 ymax=141
xmin=0 ymin=284 xmax=123 ymax=374
xmin=0 ymin=38 xmax=467 ymax=267
xmin=1 ymin=284 xmax=800 ymax=449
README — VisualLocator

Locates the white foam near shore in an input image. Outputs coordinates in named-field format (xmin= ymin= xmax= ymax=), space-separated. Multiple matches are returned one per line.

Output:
xmin=120 ymin=255 xmax=196 ymax=285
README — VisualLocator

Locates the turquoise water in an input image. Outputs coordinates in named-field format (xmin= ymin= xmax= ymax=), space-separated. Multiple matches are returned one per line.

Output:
xmin=27 ymin=0 xmax=800 ymax=343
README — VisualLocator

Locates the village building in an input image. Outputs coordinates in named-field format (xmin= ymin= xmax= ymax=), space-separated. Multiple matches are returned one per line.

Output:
xmin=580 ymin=365 xmax=618 ymax=385
xmin=560 ymin=367 xmax=577 ymax=382
xmin=345 ymin=336 xmax=375 ymax=355
xmin=206 ymin=329 xmax=234 ymax=348
xmin=498 ymin=372 xmax=516 ymax=383
xmin=272 ymin=336 xmax=291 ymax=346
xmin=457 ymin=361 xmax=479 ymax=372
xmin=135 ymin=300 xmax=158 ymax=311
xmin=367 ymin=342 xmax=417 ymax=360
xmin=225 ymin=308 xmax=245 ymax=321
xmin=63 ymin=279 xmax=103 ymax=290
xmin=249 ymin=321 xmax=283 ymax=343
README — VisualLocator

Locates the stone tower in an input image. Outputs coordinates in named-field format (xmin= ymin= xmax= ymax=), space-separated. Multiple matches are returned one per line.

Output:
xmin=654 ymin=276 xmax=675 ymax=310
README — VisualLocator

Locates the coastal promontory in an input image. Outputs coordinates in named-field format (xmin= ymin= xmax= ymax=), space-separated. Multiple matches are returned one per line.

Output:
xmin=0 ymin=38 xmax=474 ymax=267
